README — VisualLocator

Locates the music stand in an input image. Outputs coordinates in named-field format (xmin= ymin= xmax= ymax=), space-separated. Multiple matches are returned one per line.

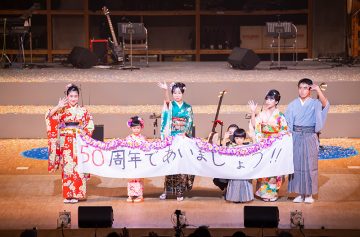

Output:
xmin=120 ymin=23 xmax=140 ymax=70
xmin=266 ymin=22 xmax=293 ymax=70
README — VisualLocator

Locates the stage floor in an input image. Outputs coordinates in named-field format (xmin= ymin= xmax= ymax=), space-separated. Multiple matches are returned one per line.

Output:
xmin=0 ymin=139 xmax=359 ymax=230
xmin=1 ymin=61 xmax=360 ymax=83
xmin=1 ymin=61 xmax=360 ymax=234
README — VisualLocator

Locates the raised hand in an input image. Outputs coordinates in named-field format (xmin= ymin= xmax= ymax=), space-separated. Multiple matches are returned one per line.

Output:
xmin=248 ymin=100 xmax=257 ymax=113
xmin=310 ymin=84 xmax=320 ymax=92
xmin=157 ymin=81 xmax=168 ymax=90
xmin=57 ymin=97 xmax=68 ymax=108
xmin=224 ymin=131 xmax=231 ymax=140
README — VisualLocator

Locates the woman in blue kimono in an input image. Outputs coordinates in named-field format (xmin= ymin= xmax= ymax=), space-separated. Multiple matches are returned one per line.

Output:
xmin=157 ymin=81 xmax=194 ymax=201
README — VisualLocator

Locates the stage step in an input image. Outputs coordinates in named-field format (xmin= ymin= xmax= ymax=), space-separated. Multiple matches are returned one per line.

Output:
xmin=1 ymin=81 xmax=360 ymax=105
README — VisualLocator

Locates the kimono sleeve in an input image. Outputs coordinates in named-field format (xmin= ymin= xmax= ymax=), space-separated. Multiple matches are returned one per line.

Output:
xmin=285 ymin=102 xmax=295 ymax=133
xmin=278 ymin=112 xmax=289 ymax=132
xmin=315 ymin=100 xmax=330 ymax=133
xmin=185 ymin=105 xmax=194 ymax=137
xmin=45 ymin=109 xmax=61 ymax=173
xmin=82 ymin=109 xmax=94 ymax=136
xmin=160 ymin=101 xmax=172 ymax=140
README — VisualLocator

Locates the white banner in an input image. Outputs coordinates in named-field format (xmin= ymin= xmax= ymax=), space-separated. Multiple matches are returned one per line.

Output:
xmin=77 ymin=134 xmax=294 ymax=179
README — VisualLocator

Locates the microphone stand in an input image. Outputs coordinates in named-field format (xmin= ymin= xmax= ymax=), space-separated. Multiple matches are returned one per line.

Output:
xmin=150 ymin=113 xmax=159 ymax=139
xmin=0 ymin=18 xmax=12 ymax=68
xmin=153 ymin=117 xmax=158 ymax=139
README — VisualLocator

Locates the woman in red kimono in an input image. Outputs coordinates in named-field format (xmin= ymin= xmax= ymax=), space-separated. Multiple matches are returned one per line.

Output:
xmin=45 ymin=84 xmax=94 ymax=203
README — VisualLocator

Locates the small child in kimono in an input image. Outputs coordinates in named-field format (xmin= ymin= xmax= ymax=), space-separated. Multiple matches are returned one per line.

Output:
xmin=225 ymin=128 xmax=254 ymax=203
xmin=126 ymin=116 xmax=146 ymax=203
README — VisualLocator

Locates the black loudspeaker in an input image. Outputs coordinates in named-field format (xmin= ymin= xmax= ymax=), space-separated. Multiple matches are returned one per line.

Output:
xmin=228 ymin=47 xmax=260 ymax=70
xmin=244 ymin=206 xmax=279 ymax=228
xmin=20 ymin=229 xmax=37 ymax=237
xmin=68 ymin=46 xmax=98 ymax=69
xmin=78 ymin=206 xmax=113 ymax=228
xmin=92 ymin=124 xmax=104 ymax=142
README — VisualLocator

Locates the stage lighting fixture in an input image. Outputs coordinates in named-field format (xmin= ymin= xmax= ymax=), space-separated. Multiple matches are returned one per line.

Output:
xmin=290 ymin=210 xmax=304 ymax=228
xmin=57 ymin=210 xmax=71 ymax=229
xmin=172 ymin=210 xmax=187 ymax=237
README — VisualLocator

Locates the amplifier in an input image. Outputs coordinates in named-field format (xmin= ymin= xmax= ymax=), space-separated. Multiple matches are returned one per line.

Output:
xmin=90 ymin=39 xmax=108 ymax=64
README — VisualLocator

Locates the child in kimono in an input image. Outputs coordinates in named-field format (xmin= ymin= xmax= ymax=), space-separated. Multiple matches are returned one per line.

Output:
xmin=225 ymin=128 xmax=254 ymax=203
xmin=126 ymin=116 xmax=146 ymax=203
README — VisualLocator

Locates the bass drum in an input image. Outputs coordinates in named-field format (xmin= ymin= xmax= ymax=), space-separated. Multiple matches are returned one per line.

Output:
xmin=347 ymin=0 xmax=360 ymax=14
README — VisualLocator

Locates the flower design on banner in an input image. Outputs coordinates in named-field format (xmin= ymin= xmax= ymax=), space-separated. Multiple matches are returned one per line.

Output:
xmin=79 ymin=133 xmax=174 ymax=152
xmin=79 ymin=133 xmax=288 ymax=156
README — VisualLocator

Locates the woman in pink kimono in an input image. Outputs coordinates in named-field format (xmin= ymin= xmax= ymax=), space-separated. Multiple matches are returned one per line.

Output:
xmin=45 ymin=84 xmax=94 ymax=203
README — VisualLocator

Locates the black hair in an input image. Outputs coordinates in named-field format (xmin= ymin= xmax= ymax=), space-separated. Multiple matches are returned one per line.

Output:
xmin=298 ymin=78 xmax=313 ymax=87
xmin=277 ymin=231 xmax=293 ymax=237
xmin=265 ymin=89 xmax=281 ymax=103
xmin=106 ymin=232 xmax=122 ymax=237
xmin=192 ymin=226 xmax=211 ymax=237
xmin=66 ymin=84 xmax=80 ymax=96
xmin=231 ymin=128 xmax=246 ymax=143
xmin=20 ymin=229 xmax=37 ymax=237
xmin=171 ymin=82 xmax=186 ymax=94
xmin=232 ymin=231 xmax=246 ymax=237
xmin=128 ymin=116 xmax=144 ymax=128
xmin=227 ymin=124 xmax=239 ymax=131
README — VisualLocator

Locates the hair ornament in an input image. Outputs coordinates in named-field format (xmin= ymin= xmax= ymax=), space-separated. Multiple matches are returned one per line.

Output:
xmin=169 ymin=82 xmax=175 ymax=90
xmin=66 ymin=83 xmax=73 ymax=89
xmin=127 ymin=116 xmax=145 ymax=128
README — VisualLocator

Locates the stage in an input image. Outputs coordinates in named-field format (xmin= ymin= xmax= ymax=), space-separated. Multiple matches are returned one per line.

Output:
xmin=0 ymin=138 xmax=359 ymax=236
xmin=0 ymin=61 xmax=360 ymax=237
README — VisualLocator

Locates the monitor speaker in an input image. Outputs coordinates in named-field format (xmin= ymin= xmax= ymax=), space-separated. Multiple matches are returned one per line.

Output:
xmin=244 ymin=206 xmax=279 ymax=228
xmin=92 ymin=124 xmax=104 ymax=142
xmin=78 ymin=206 xmax=113 ymax=228
xmin=68 ymin=46 xmax=98 ymax=69
xmin=228 ymin=47 xmax=260 ymax=70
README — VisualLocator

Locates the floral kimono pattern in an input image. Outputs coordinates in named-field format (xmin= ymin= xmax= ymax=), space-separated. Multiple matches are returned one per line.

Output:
xmin=45 ymin=104 xmax=94 ymax=199
xmin=250 ymin=108 xmax=288 ymax=199
xmin=160 ymin=100 xmax=195 ymax=197
xmin=126 ymin=134 xmax=146 ymax=197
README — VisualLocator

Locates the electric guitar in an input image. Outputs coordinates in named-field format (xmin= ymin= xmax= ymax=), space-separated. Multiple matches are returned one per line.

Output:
xmin=207 ymin=90 xmax=226 ymax=144
xmin=102 ymin=6 xmax=123 ymax=62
